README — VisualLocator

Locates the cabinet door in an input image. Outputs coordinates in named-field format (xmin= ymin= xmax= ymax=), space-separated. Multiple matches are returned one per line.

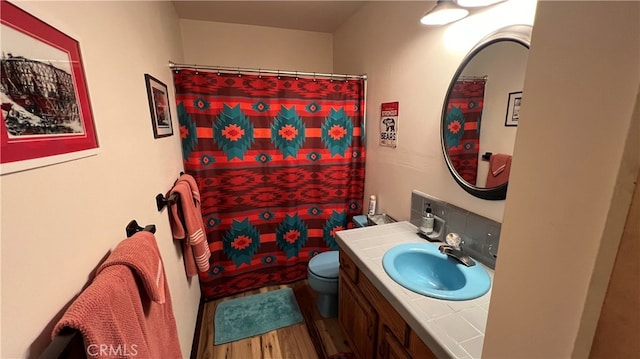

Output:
xmin=407 ymin=329 xmax=438 ymax=359
xmin=339 ymin=270 xmax=378 ymax=359
xmin=379 ymin=326 xmax=412 ymax=359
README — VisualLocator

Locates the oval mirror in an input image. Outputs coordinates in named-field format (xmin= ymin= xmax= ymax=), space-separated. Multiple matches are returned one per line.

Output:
xmin=441 ymin=25 xmax=532 ymax=200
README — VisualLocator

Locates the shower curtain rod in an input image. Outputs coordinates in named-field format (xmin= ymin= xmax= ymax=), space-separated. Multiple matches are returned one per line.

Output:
xmin=169 ymin=61 xmax=367 ymax=80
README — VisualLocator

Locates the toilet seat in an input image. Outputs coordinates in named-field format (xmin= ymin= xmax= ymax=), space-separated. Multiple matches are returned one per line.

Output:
xmin=308 ymin=251 xmax=339 ymax=279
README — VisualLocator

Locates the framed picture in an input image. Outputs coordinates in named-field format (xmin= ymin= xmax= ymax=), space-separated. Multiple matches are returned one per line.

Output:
xmin=1 ymin=1 xmax=99 ymax=174
xmin=505 ymin=91 xmax=522 ymax=127
xmin=145 ymin=74 xmax=173 ymax=139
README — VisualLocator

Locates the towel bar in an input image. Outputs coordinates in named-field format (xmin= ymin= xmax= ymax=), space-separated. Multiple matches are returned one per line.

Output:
xmin=37 ymin=328 xmax=83 ymax=359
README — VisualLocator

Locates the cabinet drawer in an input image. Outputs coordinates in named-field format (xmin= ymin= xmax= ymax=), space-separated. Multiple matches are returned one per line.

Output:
xmin=407 ymin=329 xmax=437 ymax=359
xmin=339 ymin=250 xmax=359 ymax=283
xmin=359 ymin=271 xmax=408 ymax=345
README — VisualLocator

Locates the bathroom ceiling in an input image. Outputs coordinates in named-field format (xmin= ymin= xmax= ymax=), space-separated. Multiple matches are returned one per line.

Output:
xmin=171 ymin=1 xmax=367 ymax=33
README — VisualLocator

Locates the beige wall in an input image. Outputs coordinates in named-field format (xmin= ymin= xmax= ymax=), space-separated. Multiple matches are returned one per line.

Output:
xmin=334 ymin=0 xmax=640 ymax=357
xmin=0 ymin=7 xmax=337 ymax=358
xmin=485 ymin=2 xmax=639 ymax=358
xmin=590 ymin=168 xmax=640 ymax=357
xmin=179 ymin=19 xmax=333 ymax=73
xmin=3 ymin=1 xmax=638 ymax=358
xmin=334 ymin=0 xmax=537 ymax=222
xmin=0 ymin=1 xmax=200 ymax=358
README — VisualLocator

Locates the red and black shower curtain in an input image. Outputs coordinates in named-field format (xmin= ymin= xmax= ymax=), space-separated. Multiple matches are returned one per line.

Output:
xmin=444 ymin=79 xmax=486 ymax=185
xmin=173 ymin=70 xmax=366 ymax=300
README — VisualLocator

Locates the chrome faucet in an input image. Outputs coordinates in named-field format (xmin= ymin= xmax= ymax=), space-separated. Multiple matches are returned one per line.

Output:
xmin=439 ymin=233 xmax=476 ymax=267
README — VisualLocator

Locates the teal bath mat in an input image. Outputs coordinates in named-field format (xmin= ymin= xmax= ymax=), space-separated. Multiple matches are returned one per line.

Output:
xmin=214 ymin=288 xmax=304 ymax=345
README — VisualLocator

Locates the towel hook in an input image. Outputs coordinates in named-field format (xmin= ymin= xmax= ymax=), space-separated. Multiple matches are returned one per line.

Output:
xmin=156 ymin=192 xmax=178 ymax=211
xmin=126 ymin=220 xmax=156 ymax=237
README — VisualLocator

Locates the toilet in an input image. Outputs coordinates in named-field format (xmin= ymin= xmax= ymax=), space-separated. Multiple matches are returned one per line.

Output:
xmin=307 ymin=250 xmax=340 ymax=318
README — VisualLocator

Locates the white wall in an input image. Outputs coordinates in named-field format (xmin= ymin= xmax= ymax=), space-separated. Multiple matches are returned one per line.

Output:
xmin=179 ymin=19 xmax=333 ymax=73
xmin=334 ymin=0 xmax=537 ymax=222
xmin=0 ymin=2 xmax=200 ymax=358
xmin=484 ymin=2 xmax=640 ymax=357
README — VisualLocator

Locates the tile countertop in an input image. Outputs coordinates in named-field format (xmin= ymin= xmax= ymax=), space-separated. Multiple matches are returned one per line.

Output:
xmin=335 ymin=221 xmax=494 ymax=359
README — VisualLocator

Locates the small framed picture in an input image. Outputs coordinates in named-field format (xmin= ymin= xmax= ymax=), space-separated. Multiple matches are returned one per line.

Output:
xmin=145 ymin=74 xmax=173 ymax=138
xmin=505 ymin=91 xmax=522 ymax=127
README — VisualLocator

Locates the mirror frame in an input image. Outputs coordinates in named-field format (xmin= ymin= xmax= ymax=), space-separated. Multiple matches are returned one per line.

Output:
xmin=440 ymin=24 xmax=532 ymax=200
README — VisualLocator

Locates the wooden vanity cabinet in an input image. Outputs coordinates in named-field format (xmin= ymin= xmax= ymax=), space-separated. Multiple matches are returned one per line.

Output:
xmin=338 ymin=268 xmax=377 ymax=359
xmin=338 ymin=250 xmax=437 ymax=359
xmin=379 ymin=326 xmax=411 ymax=359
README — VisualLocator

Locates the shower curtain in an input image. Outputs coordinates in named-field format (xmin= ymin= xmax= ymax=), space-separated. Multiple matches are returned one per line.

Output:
xmin=173 ymin=69 xmax=366 ymax=300
xmin=444 ymin=79 xmax=486 ymax=185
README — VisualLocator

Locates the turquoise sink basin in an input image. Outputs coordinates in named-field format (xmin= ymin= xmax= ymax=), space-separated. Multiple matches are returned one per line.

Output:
xmin=382 ymin=243 xmax=491 ymax=300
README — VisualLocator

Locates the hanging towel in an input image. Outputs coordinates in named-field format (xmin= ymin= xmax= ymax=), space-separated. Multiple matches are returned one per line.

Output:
xmin=486 ymin=153 xmax=512 ymax=187
xmin=169 ymin=174 xmax=211 ymax=276
xmin=52 ymin=232 xmax=182 ymax=358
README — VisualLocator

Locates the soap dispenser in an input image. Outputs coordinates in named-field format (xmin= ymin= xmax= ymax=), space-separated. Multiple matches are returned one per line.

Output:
xmin=419 ymin=203 xmax=434 ymax=234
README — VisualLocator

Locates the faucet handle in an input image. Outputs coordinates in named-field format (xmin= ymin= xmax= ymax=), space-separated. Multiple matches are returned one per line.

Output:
xmin=445 ymin=233 xmax=462 ymax=248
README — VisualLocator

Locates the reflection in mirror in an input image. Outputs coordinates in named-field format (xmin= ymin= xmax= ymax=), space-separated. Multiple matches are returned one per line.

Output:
xmin=441 ymin=25 xmax=531 ymax=200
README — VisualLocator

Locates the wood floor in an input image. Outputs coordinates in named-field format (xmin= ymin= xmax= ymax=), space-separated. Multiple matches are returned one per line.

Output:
xmin=193 ymin=280 xmax=353 ymax=359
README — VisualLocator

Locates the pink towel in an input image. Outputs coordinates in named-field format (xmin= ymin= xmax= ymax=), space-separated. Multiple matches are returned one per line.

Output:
xmin=52 ymin=232 xmax=182 ymax=358
xmin=169 ymin=174 xmax=211 ymax=277
xmin=486 ymin=153 xmax=512 ymax=187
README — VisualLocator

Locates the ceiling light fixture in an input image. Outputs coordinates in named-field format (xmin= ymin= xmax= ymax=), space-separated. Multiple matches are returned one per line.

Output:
xmin=456 ymin=0 xmax=506 ymax=8
xmin=420 ymin=0 xmax=469 ymax=26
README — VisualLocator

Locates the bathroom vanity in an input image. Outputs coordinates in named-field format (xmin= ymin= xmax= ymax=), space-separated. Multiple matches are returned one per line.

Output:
xmin=336 ymin=221 xmax=493 ymax=359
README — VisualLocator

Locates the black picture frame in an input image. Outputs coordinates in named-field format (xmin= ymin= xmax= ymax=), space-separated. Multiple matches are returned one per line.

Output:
xmin=145 ymin=74 xmax=173 ymax=138
xmin=505 ymin=91 xmax=522 ymax=127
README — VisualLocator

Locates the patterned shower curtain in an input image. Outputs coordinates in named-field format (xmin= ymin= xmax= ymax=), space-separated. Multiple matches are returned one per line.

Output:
xmin=443 ymin=79 xmax=486 ymax=185
xmin=173 ymin=69 xmax=366 ymax=300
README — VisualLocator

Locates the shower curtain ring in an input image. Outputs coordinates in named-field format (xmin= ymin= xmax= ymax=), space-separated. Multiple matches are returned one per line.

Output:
xmin=277 ymin=70 xmax=281 ymax=80
xmin=237 ymin=67 xmax=241 ymax=77
xmin=217 ymin=66 xmax=221 ymax=76
xmin=258 ymin=69 xmax=262 ymax=78
xmin=313 ymin=72 xmax=316 ymax=82
xmin=295 ymin=71 xmax=298 ymax=80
